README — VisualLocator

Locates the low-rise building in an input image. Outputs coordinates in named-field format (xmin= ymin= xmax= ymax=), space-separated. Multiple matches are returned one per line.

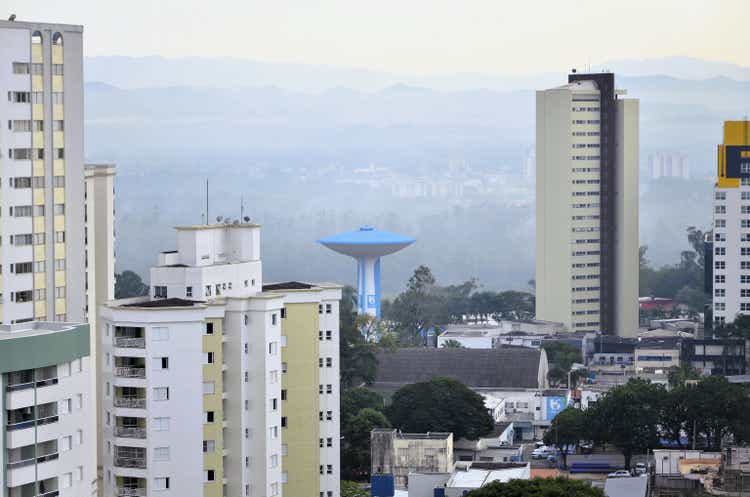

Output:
xmin=683 ymin=338 xmax=746 ymax=376
xmin=634 ymin=338 xmax=682 ymax=378
xmin=0 ymin=321 xmax=95 ymax=497
xmin=444 ymin=462 xmax=529 ymax=497
xmin=370 ymin=430 xmax=453 ymax=489
xmin=436 ymin=321 xmax=565 ymax=349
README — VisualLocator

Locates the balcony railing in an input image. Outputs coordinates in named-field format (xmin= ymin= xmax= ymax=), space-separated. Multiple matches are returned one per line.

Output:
xmin=6 ymin=377 xmax=59 ymax=392
xmin=38 ymin=491 xmax=60 ymax=497
xmin=114 ymin=337 xmax=146 ymax=349
xmin=114 ymin=456 xmax=147 ymax=469
xmin=114 ymin=427 xmax=146 ymax=439
xmin=115 ymin=367 xmax=146 ymax=379
xmin=114 ymin=397 xmax=146 ymax=409
xmin=6 ymin=415 xmax=59 ymax=431
xmin=117 ymin=488 xmax=147 ymax=497
xmin=7 ymin=452 xmax=59 ymax=469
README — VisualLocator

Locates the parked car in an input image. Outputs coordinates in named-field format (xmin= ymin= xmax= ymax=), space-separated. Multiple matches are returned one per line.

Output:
xmin=579 ymin=441 xmax=594 ymax=454
xmin=532 ymin=446 xmax=555 ymax=459
xmin=634 ymin=462 xmax=648 ymax=475
xmin=608 ymin=470 xmax=631 ymax=478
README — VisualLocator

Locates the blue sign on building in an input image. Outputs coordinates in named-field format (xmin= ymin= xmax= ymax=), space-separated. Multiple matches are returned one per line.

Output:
xmin=545 ymin=397 xmax=566 ymax=421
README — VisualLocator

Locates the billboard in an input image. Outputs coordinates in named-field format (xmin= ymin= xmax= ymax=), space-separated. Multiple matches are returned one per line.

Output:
xmin=545 ymin=396 xmax=566 ymax=421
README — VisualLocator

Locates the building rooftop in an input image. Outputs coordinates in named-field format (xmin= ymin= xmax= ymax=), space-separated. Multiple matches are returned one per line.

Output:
xmin=0 ymin=321 xmax=83 ymax=341
xmin=373 ymin=347 xmax=544 ymax=390
xmin=372 ymin=429 xmax=452 ymax=440
xmin=122 ymin=298 xmax=203 ymax=308
xmin=174 ymin=222 xmax=261 ymax=231
xmin=0 ymin=19 xmax=84 ymax=31
xmin=604 ymin=476 xmax=648 ymax=497
xmin=262 ymin=281 xmax=316 ymax=291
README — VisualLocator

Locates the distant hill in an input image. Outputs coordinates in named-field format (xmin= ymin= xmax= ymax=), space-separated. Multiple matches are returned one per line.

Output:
xmin=84 ymin=55 xmax=750 ymax=92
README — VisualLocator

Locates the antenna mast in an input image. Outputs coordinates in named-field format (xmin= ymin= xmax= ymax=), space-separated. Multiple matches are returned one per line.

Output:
xmin=205 ymin=179 xmax=209 ymax=225
xmin=240 ymin=195 xmax=244 ymax=222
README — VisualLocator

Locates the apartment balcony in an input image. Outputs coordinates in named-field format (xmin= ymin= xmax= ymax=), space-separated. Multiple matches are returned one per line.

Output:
xmin=6 ymin=366 xmax=58 ymax=392
xmin=114 ymin=427 xmax=146 ymax=439
xmin=117 ymin=488 xmax=146 ymax=497
xmin=6 ymin=452 xmax=59 ymax=470
xmin=114 ymin=337 xmax=145 ymax=349
xmin=114 ymin=456 xmax=146 ymax=469
xmin=115 ymin=367 xmax=146 ymax=379
xmin=114 ymin=397 xmax=146 ymax=409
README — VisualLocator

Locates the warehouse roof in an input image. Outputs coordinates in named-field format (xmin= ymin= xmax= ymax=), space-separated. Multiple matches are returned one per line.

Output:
xmin=373 ymin=347 xmax=544 ymax=390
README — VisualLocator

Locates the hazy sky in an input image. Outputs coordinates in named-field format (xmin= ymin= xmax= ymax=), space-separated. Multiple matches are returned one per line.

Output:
xmin=6 ymin=0 xmax=749 ymax=74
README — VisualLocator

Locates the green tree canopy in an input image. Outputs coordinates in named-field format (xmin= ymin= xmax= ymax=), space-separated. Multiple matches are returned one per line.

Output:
xmin=341 ymin=408 xmax=391 ymax=481
xmin=114 ymin=270 xmax=149 ymax=299
xmin=588 ymin=378 xmax=664 ymax=468
xmin=466 ymin=477 xmax=605 ymax=497
xmin=386 ymin=377 xmax=493 ymax=441
xmin=441 ymin=339 xmax=464 ymax=348
xmin=543 ymin=408 xmax=588 ymax=468
xmin=341 ymin=481 xmax=369 ymax=497
xmin=341 ymin=388 xmax=385 ymax=426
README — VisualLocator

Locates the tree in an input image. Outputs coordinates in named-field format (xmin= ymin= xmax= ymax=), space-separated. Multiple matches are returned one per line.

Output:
xmin=341 ymin=408 xmax=391 ymax=481
xmin=542 ymin=342 xmax=582 ymax=387
xmin=466 ymin=477 xmax=605 ymax=497
xmin=441 ymin=339 xmax=463 ymax=348
xmin=114 ymin=270 xmax=149 ymax=299
xmin=386 ymin=377 xmax=494 ymax=441
xmin=341 ymin=481 xmax=369 ymax=497
xmin=341 ymin=388 xmax=385 ymax=426
xmin=544 ymin=408 xmax=587 ymax=468
xmin=589 ymin=379 xmax=663 ymax=469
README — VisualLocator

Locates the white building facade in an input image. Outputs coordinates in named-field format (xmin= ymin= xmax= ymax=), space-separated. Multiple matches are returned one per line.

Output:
xmin=0 ymin=20 xmax=86 ymax=324
xmin=0 ymin=321 xmax=95 ymax=497
xmin=536 ymin=72 xmax=639 ymax=336
xmin=100 ymin=223 xmax=340 ymax=497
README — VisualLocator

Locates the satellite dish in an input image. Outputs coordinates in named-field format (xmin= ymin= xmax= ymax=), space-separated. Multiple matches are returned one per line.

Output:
xmin=9 ymin=14 xmax=17 ymax=21
xmin=216 ymin=216 xmax=223 ymax=223
xmin=243 ymin=216 xmax=251 ymax=222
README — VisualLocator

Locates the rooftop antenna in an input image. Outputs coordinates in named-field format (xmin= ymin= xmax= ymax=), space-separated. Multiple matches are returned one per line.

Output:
xmin=205 ymin=179 xmax=209 ymax=225
xmin=240 ymin=195 xmax=244 ymax=222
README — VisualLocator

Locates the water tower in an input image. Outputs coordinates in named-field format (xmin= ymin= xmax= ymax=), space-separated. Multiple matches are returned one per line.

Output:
xmin=318 ymin=226 xmax=415 ymax=318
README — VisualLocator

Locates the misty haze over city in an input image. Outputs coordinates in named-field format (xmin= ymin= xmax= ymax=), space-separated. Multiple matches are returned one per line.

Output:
xmin=83 ymin=56 xmax=749 ymax=293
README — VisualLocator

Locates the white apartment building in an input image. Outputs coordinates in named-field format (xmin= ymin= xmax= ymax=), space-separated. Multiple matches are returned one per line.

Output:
xmin=0 ymin=321 xmax=95 ymax=497
xmin=536 ymin=72 xmax=639 ymax=336
xmin=100 ymin=222 xmax=341 ymax=497
xmin=0 ymin=19 xmax=86 ymax=324
xmin=712 ymin=120 xmax=750 ymax=326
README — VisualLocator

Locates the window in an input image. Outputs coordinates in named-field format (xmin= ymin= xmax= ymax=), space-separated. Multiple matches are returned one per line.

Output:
xmin=203 ymin=440 xmax=216 ymax=453
xmin=271 ymin=313 xmax=278 ymax=326
xmin=270 ymin=483 xmax=279 ymax=496
xmin=153 ymin=286 xmax=167 ymax=298
xmin=327 ymin=437 xmax=333 ymax=447
xmin=203 ymin=382 xmax=215 ymax=395
xmin=205 ymin=285 xmax=211 ymax=297
xmin=743 ymin=163 xmax=750 ymax=174
xmin=154 ymin=477 xmax=170 ymax=490
xmin=715 ymin=191 xmax=727 ymax=200
xmin=55 ymin=286 xmax=66 ymax=298
xmin=280 ymin=335 xmax=287 ymax=347
xmin=62 ymin=473 xmax=72 ymax=489
xmin=327 ymin=464 xmax=333 ymax=474
xmin=326 ymin=357 xmax=333 ymax=368
xmin=326 ymin=384 xmax=333 ymax=394
xmin=54 ymin=203 xmax=65 ymax=214
xmin=152 ymin=327 xmax=169 ymax=341
xmin=206 ymin=352 xmax=214 ymax=364
xmin=281 ymin=416 xmax=287 ymax=428
xmin=715 ymin=219 xmax=726 ymax=228
xmin=244 ymin=371 xmax=249 ymax=383
xmin=715 ymin=275 xmax=726 ymax=284
xmin=716 ymin=246 xmax=726 ymax=256
xmin=205 ymin=470 xmax=216 ymax=482
xmin=271 ymin=398 xmax=278 ymax=411
xmin=52 ymin=92 xmax=63 ymax=104
xmin=60 ymin=398 xmax=72 ymax=414
xmin=326 ymin=303 xmax=332 ymax=314
xmin=326 ymin=410 xmax=333 ymax=421
xmin=280 ymin=308 xmax=286 ymax=319
xmin=319 ymin=358 xmax=324 ymax=368
xmin=53 ymin=120 xmax=64 ymax=132
xmin=270 ymin=454 xmax=279 ymax=468
xmin=716 ymin=261 xmax=726 ymax=270
xmin=715 ymin=288 xmax=726 ymax=297
xmin=742 ymin=303 xmax=750 ymax=311
xmin=741 ymin=289 xmax=750 ymax=298
xmin=281 ymin=362 xmax=287 ymax=374
xmin=268 ymin=342 xmax=278 ymax=355
xmin=743 ymin=220 xmax=750 ymax=228
xmin=153 ymin=387 xmax=169 ymax=401
xmin=744 ymin=206 xmax=750 ymax=215
xmin=742 ymin=275 xmax=750 ymax=284
xmin=715 ymin=205 xmax=726 ymax=214
xmin=205 ymin=322 xmax=214 ymax=335
xmin=53 ymin=63 xmax=64 ymax=75
xmin=319 ymin=330 xmax=323 ymax=341
xmin=9 ymin=91 xmax=30 ymax=103
xmin=154 ymin=357 xmax=169 ymax=370
xmin=13 ymin=262 xmax=33 ymax=274
xmin=715 ymin=302 xmax=726 ymax=311
xmin=55 ymin=231 xmax=65 ymax=243
xmin=743 ymin=247 xmax=750 ymax=256
xmin=204 ymin=411 xmax=215 ymax=423
xmin=326 ymin=330 xmax=332 ymax=340
xmin=318 ymin=304 xmax=323 ymax=314
xmin=35 ymin=261 xmax=46 ymax=273
xmin=153 ymin=417 xmax=170 ymax=431
xmin=61 ymin=435 xmax=72 ymax=451
xmin=55 ymin=258 xmax=65 ymax=270
xmin=269 ymin=426 xmax=278 ymax=439
xmin=281 ymin=389 xmax=287 ymax=401
xmin=12 ymin=62 xmax=30 ymax=74
xmin=154 ymin=447 xmax=170 ymax=461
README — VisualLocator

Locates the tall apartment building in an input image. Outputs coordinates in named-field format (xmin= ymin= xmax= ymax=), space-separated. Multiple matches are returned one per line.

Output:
xmin=0 ymin=321 xmax=95 ymax=497
xmin=99 ymin=223 xmax=341 ymax=497
xmin=536 ymin=73 xmax=639 ymax=336
xmin=711 ymin=120 xmax=750 ymax=327
xmin=263 ymin=282 xmax=341 ymax=497
xmin=85 ymin=162 xmax=116 ymax=491
xmin=0 ymin=20 xmax=86 ymax=324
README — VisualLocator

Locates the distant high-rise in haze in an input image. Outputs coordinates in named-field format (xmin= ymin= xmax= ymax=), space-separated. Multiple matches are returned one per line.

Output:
xmin=0 ymin=20 xmax=86 ymax=323
xmin=535 ymin=72 xmax=639 ymax=336
xmin=711 ymin=120 xmax=750 ymax=327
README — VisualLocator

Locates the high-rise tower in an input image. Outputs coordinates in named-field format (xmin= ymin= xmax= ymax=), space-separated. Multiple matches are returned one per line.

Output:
xmin=0 ymin=20 xmax=86 ymax=323
xmin=711 ymin=120 xmax=750 ymax=327
xmin=535 ymin=73 xmax=639 ymax=336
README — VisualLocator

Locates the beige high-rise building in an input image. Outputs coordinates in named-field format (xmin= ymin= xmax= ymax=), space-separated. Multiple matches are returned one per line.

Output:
xmin=0 ymin=19 xmax=86 ymax=324
xmin=536 ymin=73 xmax=639 ymax=336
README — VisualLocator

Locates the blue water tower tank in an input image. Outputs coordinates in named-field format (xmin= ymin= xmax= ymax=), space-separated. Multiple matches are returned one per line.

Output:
xmin=371 ymin=474 xmax=395 ymax=497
